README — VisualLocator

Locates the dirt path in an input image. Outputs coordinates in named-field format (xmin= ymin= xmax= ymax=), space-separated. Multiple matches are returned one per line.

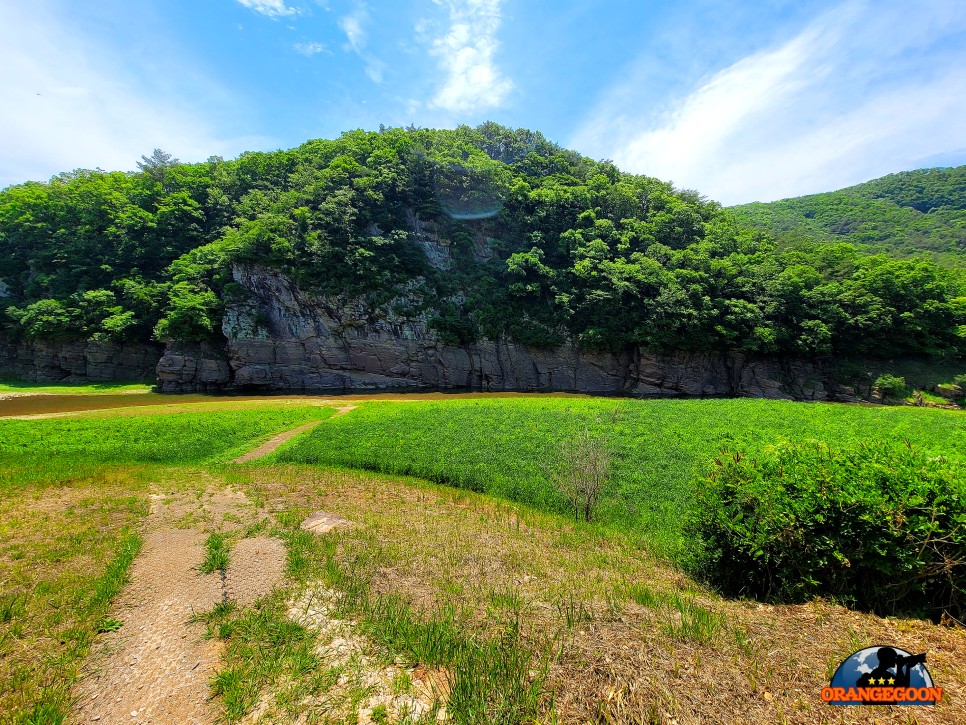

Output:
xmin=231 ymin=406 xmax=356 ymax=464
xmin=73 ymin=488 xmax=287 ymax=724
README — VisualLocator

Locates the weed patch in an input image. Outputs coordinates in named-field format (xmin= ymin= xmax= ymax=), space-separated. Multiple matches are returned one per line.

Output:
xmin=198 ymin=596 xmax=327 ymax=723
xmin=200 ymin=532 xmax=231 ymax=574
xmin=266 ymin=508 xmax=553 ymax=723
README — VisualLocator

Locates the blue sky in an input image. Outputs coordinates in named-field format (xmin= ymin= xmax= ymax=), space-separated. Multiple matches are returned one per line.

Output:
xmin=2 ymin=0 xmax=964 ymax=203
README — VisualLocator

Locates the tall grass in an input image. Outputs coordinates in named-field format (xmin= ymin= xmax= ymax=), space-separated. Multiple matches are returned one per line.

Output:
xmin=276 ymin=398 xmax=966 ymax=558
xmin=0 ymin=406 xmax=333 ymax=468
xmin=200 ymin=533 xmax=231 ymax=574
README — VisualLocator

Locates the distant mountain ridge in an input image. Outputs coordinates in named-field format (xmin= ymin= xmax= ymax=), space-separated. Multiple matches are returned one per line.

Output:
xmin=729 ymin=166 xmax=966 ymax=265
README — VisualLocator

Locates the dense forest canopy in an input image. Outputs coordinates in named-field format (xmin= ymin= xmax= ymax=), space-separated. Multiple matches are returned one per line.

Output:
xmin=0 ymin=124 xmax=963 ymax=359
xmin=730 ymin=167 xmax=966 ymax=268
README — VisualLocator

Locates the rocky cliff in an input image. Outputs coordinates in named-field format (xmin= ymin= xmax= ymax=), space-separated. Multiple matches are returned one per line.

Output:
xmin=0 ymin=337 xmax=162 ymax=383
xmin=156 ymin=266 xmax=843 ymax=400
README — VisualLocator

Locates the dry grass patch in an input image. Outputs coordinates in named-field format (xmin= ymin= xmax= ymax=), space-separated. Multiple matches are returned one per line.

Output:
xmin=229 ymin=464 xmax=966 ymax=724
xmin=0 ymin=466 xmax=150 ymax=722
xmin=0 ymin=463 xmax=272 ymax=723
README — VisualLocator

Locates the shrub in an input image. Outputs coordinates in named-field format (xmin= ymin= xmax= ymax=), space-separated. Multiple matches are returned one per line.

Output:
xmin=9 ymin=299 xmax=75 ymax=339
xmin=553 ymin=427 xmax=610 ymax=522
xmin=685 ymin=441 xmax=965 ymax=619
xmin=935 ymin=383 xmax=962 ymax=399
xmin=874 ymin=373 xmax=907 ymax=397
xmin=153 ymin=282 xmax=222 ymax=342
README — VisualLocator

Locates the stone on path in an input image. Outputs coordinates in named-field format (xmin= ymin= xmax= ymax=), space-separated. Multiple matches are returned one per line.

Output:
xmin=300 ymin=511 xmax=354 ymax=535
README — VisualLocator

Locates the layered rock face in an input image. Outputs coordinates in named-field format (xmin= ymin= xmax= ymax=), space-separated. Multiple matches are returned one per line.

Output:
xmin=0 ymin=337 xmax=162 ymax=383
xmin=157 ymin=266 xmax=839 ymax=400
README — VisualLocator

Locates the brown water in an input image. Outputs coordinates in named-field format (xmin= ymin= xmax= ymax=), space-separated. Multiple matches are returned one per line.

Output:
xmin=0 ymin=390 xmax=590 ymax=418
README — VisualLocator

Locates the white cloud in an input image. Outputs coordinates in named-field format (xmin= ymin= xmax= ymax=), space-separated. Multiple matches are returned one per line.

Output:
xmin=235 ymin=0 xmax=298 ymax=19
xmin=570 ymin=0 xmax=966 ymax=204
xmin=338 ymin=9 xmax=367 ymax=53
xmin=428 ymin=0 xmax=513 ymax=113
xmin=338 ymin=4 xmax=385 ymax=83
xmin=294 ymin=41 xmax=329 ymax=56
xmin=0 ymin=2 xmax=267 ymax=188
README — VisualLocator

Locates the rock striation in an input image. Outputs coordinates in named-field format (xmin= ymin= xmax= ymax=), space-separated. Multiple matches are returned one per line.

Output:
xmin=0 ymin=337 xmax=162 ymax=383
xmin=156 ymin=266 xmax=842 ymax=400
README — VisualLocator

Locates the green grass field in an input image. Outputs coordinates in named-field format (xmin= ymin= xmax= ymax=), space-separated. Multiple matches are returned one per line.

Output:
xmin=274 ymin=397 xmax=966 ymax=557
xmin=0 ymin=380 xmax=154 ymax=395
xmin=0 ymin=405 xmax=333 ymax=470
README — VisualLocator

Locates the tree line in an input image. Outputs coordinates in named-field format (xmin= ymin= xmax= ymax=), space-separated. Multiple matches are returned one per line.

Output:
xmin=0 ymin=123 xmax=963 ymax=359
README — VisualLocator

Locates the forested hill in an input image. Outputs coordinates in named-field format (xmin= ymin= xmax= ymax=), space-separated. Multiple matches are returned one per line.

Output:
xmin=0 ymin=124 xmax=963 ymax=360
xmin=730 ymin=167 xmax=966 ymax=265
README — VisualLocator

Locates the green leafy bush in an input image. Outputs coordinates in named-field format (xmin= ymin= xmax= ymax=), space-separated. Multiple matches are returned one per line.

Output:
xmin=874 ymin=373 xmax=907 ymax=397
xmin=153 ymin=282 xmax=222 ymax=341
xmin=686 ymin=441 xmax=965 ymax=619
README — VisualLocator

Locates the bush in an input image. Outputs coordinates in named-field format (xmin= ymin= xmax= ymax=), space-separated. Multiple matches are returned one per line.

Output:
xmin=8 ymin=299 xmax=75 ymax=339
xmin=153 ymin=282 xmax=222 ymax=342
xmin=685 ymin=441 xmax=965 ymax=619
xmin=553 ymin=427 xmax=610 ymax=522
xmin=874 ymin=373 xmax=907 ymax=397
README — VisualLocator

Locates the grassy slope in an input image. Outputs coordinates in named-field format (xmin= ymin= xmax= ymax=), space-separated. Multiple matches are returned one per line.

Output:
xmin=226 ymin=463 xmax=966 ymax=724
xmin=0 ymin=405 xmax=334 ymax=722
xmin=275 ymin=397 xmax=966 ymax=557
xmin=0 ymin=398 xmax=964 ymax=722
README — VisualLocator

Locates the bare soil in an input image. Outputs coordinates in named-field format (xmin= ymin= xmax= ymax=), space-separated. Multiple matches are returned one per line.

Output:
xmin=225 ymin=537 xmax=287 ymax=607
xmin=72 ymin=488 xmax=287 ymax=724
xmin=283 ymin=588 xmax=444 ymax=724
xmin=73 ymin=499 xmax=224 ymax=724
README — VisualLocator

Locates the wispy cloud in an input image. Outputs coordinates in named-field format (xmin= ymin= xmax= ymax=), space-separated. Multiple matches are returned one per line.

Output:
xmin=428 ymin=0 xmax=513 ymax=113
xmin=570 ymin=0 xmax=966 ymax=204
xmin=294 ymin=41 xmax=329 ymax=56
xmin=338 ymin=4 xmax=385 ymax=83
xmin=0 ymin=2 xmax=268 ymax=188
xmin=338 ymin=7 xmax=367 ymax=53
xmin=235 ymin=0 xmax=299 ymax=19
